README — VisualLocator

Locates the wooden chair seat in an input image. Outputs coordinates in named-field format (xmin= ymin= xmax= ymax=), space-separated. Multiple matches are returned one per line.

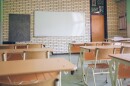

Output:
xmin=0 ymin=72 xmax=59 ymax=86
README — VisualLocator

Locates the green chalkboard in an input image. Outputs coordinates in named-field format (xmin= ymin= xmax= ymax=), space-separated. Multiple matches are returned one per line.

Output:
xmin=9 ymin=14 xmax=30 ymax=42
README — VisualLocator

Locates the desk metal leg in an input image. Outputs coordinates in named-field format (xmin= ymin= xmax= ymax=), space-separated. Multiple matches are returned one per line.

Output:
xmin=109 ymin=59 xmax=114 ymax=86
xmin=77 ymin=55 xmax=81 ymax=68
xmin=55 ymin=72 xmax=61 ymax=86
xmin=81 ymin=51 xmax=88 ymax=85
xmin=59 ymin=72 xmax=61 ymax=86
xmin=114 ymin=61 xmax=119 ymax=86
xmin=109 ymin=59 xmax=119 ymax=86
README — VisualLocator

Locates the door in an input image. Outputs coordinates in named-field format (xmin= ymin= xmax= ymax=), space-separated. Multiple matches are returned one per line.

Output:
xmin=91 ymin=15 xmax=104 ymax=42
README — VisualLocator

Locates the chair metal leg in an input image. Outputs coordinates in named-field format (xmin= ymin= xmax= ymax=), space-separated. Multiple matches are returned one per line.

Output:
xmin=92 ymin=69 xmax=96 ymax=86
xmin=69 ymin=53 xmax=71 ymax=62
xmin=120 ymin=79 xmax=123 ymax=86
xmin=59 ymin=72 xmax=61 ymax=86
xmin=117 ymin=79 xmax=120 ymax=86
xmin=77 ymin=56 xmax=81 ymax=68
xmin=105 ymin=74 xmax=108 ymax=83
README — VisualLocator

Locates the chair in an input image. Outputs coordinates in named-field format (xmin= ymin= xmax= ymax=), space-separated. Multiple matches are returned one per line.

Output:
xmin=0 ymin=46 xmax=15 ymax=49
xmin=15 ymin=44 xmax=28 ymax=49
xmin=117 ymin=46 xmax=130 ymax=86
xmin=68 ymin=43 xmax=85 ymax=62
xmin=23 ymin=51 xmax=48 ymax=60
xmin=85 ymin=47 xmax=114 ymax=86
xmin=120 ymin=46 xmax=130 ymax=54
xmin=0 ymin=52 xmax=23 ymax=61
xmin=77 ymin=42 xmax=97 ymax=68
xmin=27 ymin=44 xmax=44 ymax=49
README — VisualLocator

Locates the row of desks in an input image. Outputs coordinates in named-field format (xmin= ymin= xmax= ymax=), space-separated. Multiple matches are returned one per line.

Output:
xmin=0 ymin=58 xmax=76 ymax=76
xmin=0 ymin=47 xmax=77 ymax=86
xmin=69 ymin=42 xmax=130 ymax=86
xmin=0 ymin=44 xmax=45 ymax=49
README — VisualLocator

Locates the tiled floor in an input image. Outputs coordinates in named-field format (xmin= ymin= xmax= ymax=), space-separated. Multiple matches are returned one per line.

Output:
xmin=51 ymin=54 xmax=130 ymax=86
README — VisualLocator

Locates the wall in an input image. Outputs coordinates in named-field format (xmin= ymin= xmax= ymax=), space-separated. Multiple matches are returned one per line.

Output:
xmin=117 ymin=0 xmax=127 ymax=37
xmin=2 ymin=0 xmax=119 ymax=53
xmin=127 ymin=0 xmax=130 ymax=37
xmin=107 ymin=0 xmax=118 ymax=38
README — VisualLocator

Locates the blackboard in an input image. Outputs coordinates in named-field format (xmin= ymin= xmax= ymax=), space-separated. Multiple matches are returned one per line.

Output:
xmin=9 ymin=14 xmax=30 ymax=42
xmin=34 ymin=11 xmax=85 ymax=36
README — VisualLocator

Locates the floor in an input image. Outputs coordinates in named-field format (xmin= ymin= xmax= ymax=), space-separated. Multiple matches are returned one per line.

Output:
xmin=51 ymin=54 xmax=130 ymax=86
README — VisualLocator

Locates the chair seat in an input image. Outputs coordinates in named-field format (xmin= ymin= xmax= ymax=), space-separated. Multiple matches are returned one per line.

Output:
xmin=88 ymin=63 xmax=109 ymax=69
xmin=0 ymin=72 xmax=59 ymax=86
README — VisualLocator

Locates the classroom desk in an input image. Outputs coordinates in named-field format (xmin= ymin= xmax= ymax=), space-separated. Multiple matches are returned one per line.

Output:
xmin=0 ymin=58 xmax=76 ymax=76
xmin=68 ymin=42 xmax=107 ymax=62
xmin=121 ymin=41 xmax=130 ymax=45
xmin=0 ymin=58 xmax=76 ymax=86
xmin=0 ymin=48 xmax=53 ymax=61
xmin=109 ymin=54 xmax=130 ymax=86
xmin=108 ymin=38 xmax=130 ymax=42
xmin=80 ymin=45 xmax=121 ymax=85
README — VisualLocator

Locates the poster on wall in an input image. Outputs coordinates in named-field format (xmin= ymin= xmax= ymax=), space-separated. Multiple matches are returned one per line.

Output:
xmin=119 ymin=15 xmax=126 ymax=30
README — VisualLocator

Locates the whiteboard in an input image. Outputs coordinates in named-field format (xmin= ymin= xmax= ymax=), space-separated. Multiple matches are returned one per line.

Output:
xmin=34 ymin=11 xmax=85 ymax=36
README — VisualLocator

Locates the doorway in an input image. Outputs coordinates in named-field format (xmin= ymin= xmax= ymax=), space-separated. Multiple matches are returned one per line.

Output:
xmin=90 ymin=0 xmax=107 ymax=42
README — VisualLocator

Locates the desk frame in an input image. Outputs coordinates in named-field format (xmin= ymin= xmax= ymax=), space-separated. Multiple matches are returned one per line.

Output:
xmin=109 ymin=54 xmax=130 ymax=86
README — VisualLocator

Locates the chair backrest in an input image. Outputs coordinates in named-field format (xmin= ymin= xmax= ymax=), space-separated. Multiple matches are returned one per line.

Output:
xmin=84 ymin=43 xmax=97 ymax=61
xmin=23 ymin=51 xmax=48 ymax=60
xmin=27 ymin=44 xmax=44 ymax=49
xmin=120 ymin=46 xmax=130 ymax=54
xmin=15 ymin=44 xmax=28 ymax=49
xmin=69 ymin=43 xmax=85 ymax=53
xmin=0 ymin=46 xmax=15 ymax=49
xmin=95 ymin=48 xmax=114 ymax=61
xmin=1 ymin=52 xmax=23 ymax=61
xmin=85 ymin=42 xmax=97 ymax=46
